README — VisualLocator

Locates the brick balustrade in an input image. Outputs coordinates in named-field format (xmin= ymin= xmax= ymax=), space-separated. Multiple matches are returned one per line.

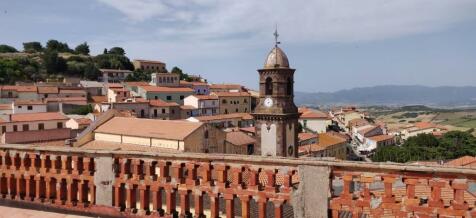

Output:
xmin=1 ymin=144 xmax=476 ymax=217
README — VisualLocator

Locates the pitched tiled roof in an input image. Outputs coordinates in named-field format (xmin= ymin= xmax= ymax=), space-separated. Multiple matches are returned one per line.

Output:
xmin=209 ymin=84 xmax=242 ymax=90
xmin=298 ymin=107 xmax=330 ymax=119
xmin=367 ymin=134 xmax=394 ymax=142
xmin=0 ymin=104 xmax=11 ymax=110
xmin=99 ymin=69 xmax=132 ymax=73
xmin=140 ymin=86 xmax=193 ymax=93
xmin=348 ymin=118 xmax=369 ymax=127
xmin=13 ymin=99 xmax=45 ymax=105
xmin=133 ymin=59 xmax=165 ymax=64
xmin=1 ymin=85 xmax=37 ymax=92
xmin=298 ymin=132 xmax=317 ymax=142
xmin=226 ymin=131 xmax=256 ymax=146
xmin=90 ymin=95 xmax=107 ymax=103
xmin=299 ymin=132 xmax=347 ymax=154
xmin=10 ymin=112 xmax=68 ymax=122
xmin=445 ymin=156 xmax=476 ymax=167
xmin=191 ymin=95 xmax=218 ymax=100
xmin=193 ymin=113 xmax=253 ymax=122
xmin=239 ymin=126 xmax=256 ymax=134
xmin=75 ymin=118 xmax=92 ymax=125
xmin=358 ymin=125 xmax=379 ymax=136
xmin=125 ymin=81 xmax=149 ymax=86
xmin=80 ymin=140 xmax=181 ymax=153
xmin=211 ymin=91 xmax=251 ymax=97
xmin=37 ymin=86 xmax=59 ymax=94
xmin=149 ymin=99 xmax=179 ymax=107
xmin=95 ymin=117 xmax=203 ymax=140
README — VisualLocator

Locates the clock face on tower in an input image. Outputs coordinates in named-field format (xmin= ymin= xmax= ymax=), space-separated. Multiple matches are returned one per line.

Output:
xmin=264 ymin=97 xmax=273 ymax=107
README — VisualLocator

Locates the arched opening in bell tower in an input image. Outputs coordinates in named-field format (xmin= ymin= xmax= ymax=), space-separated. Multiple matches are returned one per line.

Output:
xmin=265 ymin=77 xmax=273 ymax=95
xmin=287 ymin=77 xmax=293 ymax=96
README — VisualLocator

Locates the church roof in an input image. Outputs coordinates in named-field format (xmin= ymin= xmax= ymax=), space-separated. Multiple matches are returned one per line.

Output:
xmin=264 ymin=46 xmax=289 ymax=69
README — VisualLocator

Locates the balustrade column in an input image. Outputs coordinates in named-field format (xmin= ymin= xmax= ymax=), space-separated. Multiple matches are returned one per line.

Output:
xmin=186 ymin=162 xmax=198 ymax=186
xmin=89 ymin=179 xmax=95 ymax=205
xmin=34 ymin=176 xmax=41 ymax=202
xmin=215 ymin=164 xmax=227 ymax=189
xmin=151 ymin=186 xmax=162 ymax=213
xmin=224 ymin=193 xmax=235 ymax=218
xmin=56 ymin=179 xmax=62 ymax=205
xmin=158 ymin=161 xmax=170 ymax=183
xmin=264 ymin=169 xmax=276 ymax=192
xmin=25 ymin=176 xmax=31 ymax=201
xmin=194 ymin=192 xmax=204 ymax=218
xmin=15 ymin=174 xmax=21 ymax=200
xmin=60 ymin=155 xmax=68 ymax=174
xmin=403 ymin=177 xmax=419 ymax=206
xmin=451 ymin=179 xmax=469 ymax=210
xmin=209 ymin=193 xmax=220 ymax=218
xmin=258 ymin=197 xmax=267 ymax=218
xmin=72 ymin=156 xmax=79 ymax=175
xmin=125 ymin=184 xmax=133 ymax=211
xmin=139 ymin=184 xmax=149 ymax=213
xmin=28 ymin=153 xmax=37 ymax=173
xmin=66 ymin=179 xmax=73 ymax=206
xmin=165 ymin=186 xmax=176 ymax=216
xmin=428 ymin=179 xmax=446 ymax=208
xmin=273 ymin=199 xmax=284 ymax=218
xmin=78 ymin=180 xmax=85 ymax=206
xmin=179 ymin=189 xmax=190 ymax=217
xmin=114 ymin=183 xmax=121 ymax=208
xmin=45 ymin=177 xmax=51 ymax=202
xmin=239 ymin=195 xmax=250 ymax=218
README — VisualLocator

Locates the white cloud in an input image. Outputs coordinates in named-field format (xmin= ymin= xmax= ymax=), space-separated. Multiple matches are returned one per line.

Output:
xmin=97 ymin=0 xmax=476 ymax=43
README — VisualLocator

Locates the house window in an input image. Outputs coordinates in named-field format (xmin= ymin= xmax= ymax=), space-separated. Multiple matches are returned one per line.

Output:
xmin=235 ymin=108 xmax=239 ymax=112
xmin=38 ymin=123 xmax=44 ymax=130
xmin=171 ymin=109 xmax=175 ymax=114
xmin=155 ymin=96 xmax=158 ymax=100
xmin=1 ymin=126 xmax=6 ymax=134
xmin=225 ymin=109 xmax=228 ymax=114
xmin=166 ymin=96 xmax=172 ymax=100
xmin=204 ymin=130 xmax=209 ymax=139
xmin=154 ymin=109 xmax=158 ymax=117
xmin=18 ymin=106 xmax=22 ymax=109
xmin=27 ymin=105 xmax=33 ymax=110
xmin=22 ymin=124 xmax=29 ymax=131
xmin=162 ymin=109 xmax=166 ymax=113
xmin=180 ymin=95 xmax=184 ymax=100
xmin=244 ymin=98 xmax=248 ymax=103
xmin=222 ymin=99 xmax=227 ymax=104
xmin=13 ymin=125 xmax=17 ymax=132
xmin=57 ymin=122 xmax=63 ymax=129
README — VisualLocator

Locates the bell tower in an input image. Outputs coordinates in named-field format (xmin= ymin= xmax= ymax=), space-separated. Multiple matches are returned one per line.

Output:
xmin=252 ymin=29 xmax=299 ymax=157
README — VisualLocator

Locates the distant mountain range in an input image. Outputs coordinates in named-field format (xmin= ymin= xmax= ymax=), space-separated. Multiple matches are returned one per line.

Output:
xmin=295 ymin=85 xmax=476 ymax=107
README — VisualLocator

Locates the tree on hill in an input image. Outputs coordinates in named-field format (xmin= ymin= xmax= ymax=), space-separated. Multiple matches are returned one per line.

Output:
xmin=23 ymin=42 xmax=43 ymax=53
xmin=0 ymin=44 xmax=18 ymax=53
xmin=108 ymin=47 xmax=125 ymax=55
xmin=171 ymin=66 xmax=192 ymax=81
xmin=0 ymin=57 xmax=40 ymax=84
xmin=125 ymin=69 xmax=151 ymax=82
xmin=46 ymin=39 xmax=73 ymax=53
xmin=42 ymin=51 xmax=67 ymax=74
xmin=74 ymin=42 xmax=90 ymax=55
xmin=94 ymin=54 xmax=133 ymax=70
xmin=83 ymin=62 xmax=101 ymax=80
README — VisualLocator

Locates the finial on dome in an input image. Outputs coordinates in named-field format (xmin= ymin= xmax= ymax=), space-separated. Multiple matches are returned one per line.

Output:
xmin=274 ymin=24 xmax=281 ymax=48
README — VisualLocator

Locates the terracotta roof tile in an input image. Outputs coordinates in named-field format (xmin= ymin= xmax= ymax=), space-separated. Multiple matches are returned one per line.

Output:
xmin=211 ymin=91 xmax=251 ymax=97
xmin=367 ymin=134 xmax=394 ymax=142
xmin=37 ymin=86 xmax=59 ymax=94
xmin=140 ymin=86 xmax=193 ymax=93
xmin=95 ymin=117 xmax=203 ymax=140
xmin=445 ymin=156 xmax=476 ymax=167
xmin=298 ymin=107 xmax=330 ymax=119
xmin=226 ymin=131 xmax=256 ymax=146
xmin=0 ymin=104 xmax=11 ymax=110
xmin=239 ymin=126 xmax=256 ymax=134
xmin=193 ymin=113 xmax=253 ymax=122
xmin=149 ymin=99 xmax=179 ymax=107
xmin=191 ymin=95 xmax=218 ymax=100
xmin=133 ymin=59 xmax=165 ymax=64
xmin=90 ymin=95 xmax=107 ymax=103
xmin=299 ymin=132 xmax=347 ymax=153
xmin=298 ymin=132 xmax=317 ymax=142
xmin=209 ymin=84 xmax=243 ymax=89
xmin=13 ymin=99 xmax=45 ymax=105
xmin=10 ymin=112 xmax=68 ymax=122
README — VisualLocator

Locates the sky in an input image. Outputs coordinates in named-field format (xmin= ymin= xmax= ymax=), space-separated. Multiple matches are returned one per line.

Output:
xmin=1 ymin=0 xmax=476 ymax=92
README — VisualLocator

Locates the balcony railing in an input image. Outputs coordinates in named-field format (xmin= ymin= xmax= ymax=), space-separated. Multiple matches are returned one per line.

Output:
xmin=0 ymin=143 xmax=475 ymax=217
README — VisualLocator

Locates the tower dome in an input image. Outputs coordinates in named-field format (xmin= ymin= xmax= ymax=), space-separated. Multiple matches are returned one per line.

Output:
xmin=264 ymin=46 xmax=289 ymax=69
